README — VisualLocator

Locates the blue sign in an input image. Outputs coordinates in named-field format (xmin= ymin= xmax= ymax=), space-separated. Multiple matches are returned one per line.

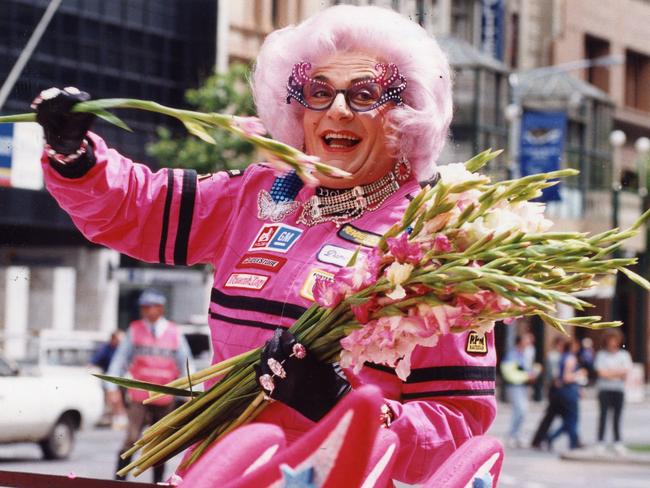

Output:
xmin=480 ymin=0 xmax=505 ymax=60
xmin=519 ymin=110 xmax=567 ymax=202
xmin=0 ymin=123 xmax=13 ymax=169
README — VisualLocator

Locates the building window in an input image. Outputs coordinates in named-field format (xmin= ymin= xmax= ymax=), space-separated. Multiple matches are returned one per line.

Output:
xmin=625 ymin=49 xmax=650 ymax=112
xmin=584 ymin=34 xmax=610 ymax=93
xmin=451 ymin=0 xmax=478 ymax=45
xmin=507 ymin=12 xmax=519 ymax=69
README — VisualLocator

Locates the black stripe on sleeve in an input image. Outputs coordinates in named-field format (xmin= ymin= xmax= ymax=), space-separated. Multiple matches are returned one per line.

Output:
xmin=364 ymin=364 xmax=496 ymax=383
xmin=402 ymin=389 xmax=495 ymax=400
xmin=174 ymin=169 xmax=197 ymax=265
xmin=211 ymin=288 xmax=307 ymax=320
xmin=159 ymin=168 xmax=175 ymax=263
xmin=209 ymin=312 xmax=286 ymax=331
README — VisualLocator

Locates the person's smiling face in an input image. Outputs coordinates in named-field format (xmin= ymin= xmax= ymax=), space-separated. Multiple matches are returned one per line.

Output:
xmin=302 ymin=52 xmax=396 ymax=188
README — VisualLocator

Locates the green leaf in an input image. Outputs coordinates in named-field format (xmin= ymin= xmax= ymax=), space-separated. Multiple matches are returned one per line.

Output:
xmin=347 ymin=296 xmax=370 ymax=306
xmin=93 ymin=373 xmax=200 ymax=397
xmin=183 ymin=121 xmax=216 ymax=144
xmin=92 ymin=108 xmax=132 ymax=132
xmin=618 ymin=266 xmax=650 ymax=291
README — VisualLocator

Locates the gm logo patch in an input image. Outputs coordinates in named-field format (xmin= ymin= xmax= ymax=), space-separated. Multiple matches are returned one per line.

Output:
xmin=236 ymin=252 xmax=287 ymax=273
xmin=300 ymin=268 xmax=335 ymax=301
xmin=465 ymin=331 xmax=488 ymax=355
xmin=250 ymin=224 xmax=302 ymax=253
xmin=337 ymin=224 xmax=381 ymax=248
xmin=317 ymin=244 xmax=355 ymax=267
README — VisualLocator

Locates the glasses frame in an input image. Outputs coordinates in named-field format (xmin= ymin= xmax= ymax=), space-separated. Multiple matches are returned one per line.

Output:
xmin=286 ymin=62 xmax=407 ymax=113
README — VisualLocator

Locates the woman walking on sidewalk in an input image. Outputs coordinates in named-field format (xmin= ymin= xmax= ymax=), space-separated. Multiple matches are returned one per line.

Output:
xmin=595 ymin=330 xmax=632 ymax=455
xmin=548 ymin=338 xmax=586 ymax=450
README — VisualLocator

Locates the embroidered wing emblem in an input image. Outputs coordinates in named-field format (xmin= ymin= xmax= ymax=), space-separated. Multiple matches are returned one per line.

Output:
xmin=257 ymin=190 xmax=301 ymax=222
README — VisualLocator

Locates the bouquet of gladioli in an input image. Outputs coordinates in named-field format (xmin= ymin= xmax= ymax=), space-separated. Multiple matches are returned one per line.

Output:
xmin=104 ymin=150 xmax=649 ymax=478
xmin=3 ymin=100 xmax=649 ymax=477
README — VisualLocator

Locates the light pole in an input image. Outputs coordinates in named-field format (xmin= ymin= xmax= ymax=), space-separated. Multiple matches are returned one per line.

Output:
xmin=635 ymin=137 xmax=650 ymax=198
xmin=609 ymin=130 xmax=626 ymax=230
xmin=633 ymin=136 xmax=650 ymax=372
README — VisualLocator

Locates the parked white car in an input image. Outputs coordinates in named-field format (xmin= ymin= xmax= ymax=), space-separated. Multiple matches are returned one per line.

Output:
xmin=0 ymin=338 xmax=104 ymax=459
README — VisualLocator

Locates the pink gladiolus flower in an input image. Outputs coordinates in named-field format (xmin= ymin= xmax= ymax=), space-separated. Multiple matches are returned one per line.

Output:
xmin=351 ymin=297 xmax=377 ymax=324
xmin=433 ymin=234 xmax=452 ymax=253
xmin=429 ymin=304 xmax=465 ymax=334
xmin=264 ymin=154 xmax=293 ymax=174
xmin=387 ymin=233 xmax=423 ymax=264
xmin=312 ymin=277 xmax=345 ymax=308
xmin=423 ymin=211 xmax=452 ymax=234
xmin=232 ymin=116 xmax=266 ymax=136
xmin=365 ymin=248 xmax=383 ymax=278
xmin=336 ymin=253 xmax=378 ymax=292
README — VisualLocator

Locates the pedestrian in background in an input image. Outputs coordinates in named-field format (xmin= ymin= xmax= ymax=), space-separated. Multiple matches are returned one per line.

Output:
xmin=106 ymin=289 xmax=193 ymax=483
xmin=530 ymin=335 xmax=566 ymax=449
xmin=91 ymin=330 xmax=124 ymax=373
xmin=594 ymin=329 xmax=632 ymax=455
xmin=579 ymin=336 xmax=596 ymax=385
xmin=547 ymin=338 xmax=586 ymax=450
xmin=91 ymin=330 xmax=124 ymax=426
xmin=501 ymin=333 xmax=541 ymax=447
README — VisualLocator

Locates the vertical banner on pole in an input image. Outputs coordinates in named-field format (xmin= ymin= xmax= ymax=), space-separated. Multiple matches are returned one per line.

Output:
xmin=0 ymin=123 xmax=13 ymax=186
xmin=519 ymin=110 xmax=567 ymax=202
xmin=480 ymin=0 xmax=505 ymax=60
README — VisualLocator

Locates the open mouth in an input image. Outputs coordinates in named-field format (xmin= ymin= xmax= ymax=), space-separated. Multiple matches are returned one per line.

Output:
xmin=320 ymin=130 xmax=362 ymax=150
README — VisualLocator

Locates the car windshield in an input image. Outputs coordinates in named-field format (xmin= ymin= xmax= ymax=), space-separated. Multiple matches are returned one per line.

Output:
xmin=0 ymin=357 xmax=15 ymax=376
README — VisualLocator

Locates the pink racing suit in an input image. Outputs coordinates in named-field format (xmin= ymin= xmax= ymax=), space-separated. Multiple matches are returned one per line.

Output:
xmin=42 ymin=133 xmax=497 ymax=484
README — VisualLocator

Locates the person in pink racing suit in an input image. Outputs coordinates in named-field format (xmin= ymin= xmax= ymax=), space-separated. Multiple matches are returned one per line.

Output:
xmin=33 ymin=5 xmax=496 ymax=484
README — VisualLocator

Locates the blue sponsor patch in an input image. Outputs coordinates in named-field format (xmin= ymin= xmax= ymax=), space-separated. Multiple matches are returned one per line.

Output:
xmin=250 ymin=223 xmax=303 ymax=253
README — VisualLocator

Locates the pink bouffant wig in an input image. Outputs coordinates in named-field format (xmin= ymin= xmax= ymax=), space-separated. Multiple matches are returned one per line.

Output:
xmin=252 ymin=5 xmax=453 ymax=180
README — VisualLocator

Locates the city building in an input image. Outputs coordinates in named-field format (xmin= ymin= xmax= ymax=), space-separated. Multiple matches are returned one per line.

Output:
xmin=0 ymin=0 xmax=217 ymax=358
xmin=547 ymin=0 xmax=650 ymax=374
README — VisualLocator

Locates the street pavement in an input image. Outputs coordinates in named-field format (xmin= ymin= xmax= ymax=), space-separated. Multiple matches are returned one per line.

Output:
xmin=492 ymin=390 xmax=650 ymax=488
xmin=0 ymin=390 xmax=648 ymax=486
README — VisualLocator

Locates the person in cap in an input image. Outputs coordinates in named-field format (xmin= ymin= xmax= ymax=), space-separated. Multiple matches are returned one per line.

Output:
xmin=34 ymin=5 xmax=497 ymax=484
xmin=106 ymin=289 xmax=193 ymax=483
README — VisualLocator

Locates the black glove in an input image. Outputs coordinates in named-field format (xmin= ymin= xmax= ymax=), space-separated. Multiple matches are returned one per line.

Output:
xmin=254 ymin=329 xmax=351 ymax=422
xmin=32 ymin=86 xmax=95 ymax=155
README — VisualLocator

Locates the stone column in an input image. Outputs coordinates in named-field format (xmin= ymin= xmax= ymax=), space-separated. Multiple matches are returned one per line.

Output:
xmin=52 ymin=267 xmax=76 ymax=332
xmin=2 ymin=266 xmax=30 ymax=359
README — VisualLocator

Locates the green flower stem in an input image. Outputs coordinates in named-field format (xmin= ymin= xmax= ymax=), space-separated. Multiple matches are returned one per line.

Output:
xmin=0 ymin=113 xmax=35 ymax=123
xmin=125 ymin=370 xmax=257 ymax=476
xmin=145 ymin=349 xmax=258 ymax=404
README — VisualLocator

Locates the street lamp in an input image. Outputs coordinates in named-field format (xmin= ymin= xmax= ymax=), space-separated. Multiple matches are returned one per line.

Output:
xmin=635 ymin=136 xmax=650 ymax=197
xmin=609 ymin=130 xmax=626 ymax=229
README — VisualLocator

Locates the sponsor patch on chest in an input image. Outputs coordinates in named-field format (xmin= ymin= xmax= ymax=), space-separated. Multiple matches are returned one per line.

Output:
xmin=317 ymin=244 xmax=355 ymax=267
xmin=465 ymin=331 xmax=488 ymax=355
xmin=249 ymin=223 xmax=302 ymax=253
xmin=236 ymin=252 xmax=287 ymax=272
xmin=337 ymin=224 xmax=381 ymax=248
xmin=224 ymin=272 xmax=269 ymax=290
xmin=300 ymin=268 xmax=335 ymax=301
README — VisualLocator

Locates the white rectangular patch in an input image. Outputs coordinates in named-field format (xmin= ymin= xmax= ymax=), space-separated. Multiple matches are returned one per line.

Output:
xmin=224 ymin=273 xmax=269 ymax=290
xmin=317 ymin=244 xmax=355 ymax=267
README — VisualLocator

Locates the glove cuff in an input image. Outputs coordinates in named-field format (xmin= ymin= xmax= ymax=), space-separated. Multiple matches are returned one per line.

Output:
xmin=48 ymin=140 xmax=96 ymax=179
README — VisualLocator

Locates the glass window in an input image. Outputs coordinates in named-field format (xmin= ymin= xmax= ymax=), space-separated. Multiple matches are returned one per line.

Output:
xmin=625 ymin=49 xmax=650 ymax=112
xmin=584 ymin=34 xmax=610 ymax=93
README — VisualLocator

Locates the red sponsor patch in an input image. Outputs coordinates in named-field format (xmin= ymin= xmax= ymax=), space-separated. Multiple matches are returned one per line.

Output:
xmin=251 ymin=225 xmax=279 ymax=249
xmin=224 ymin=273 xmax=269 ymax=290
xmin=236 ymin=252 xmax=287 ymax=272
